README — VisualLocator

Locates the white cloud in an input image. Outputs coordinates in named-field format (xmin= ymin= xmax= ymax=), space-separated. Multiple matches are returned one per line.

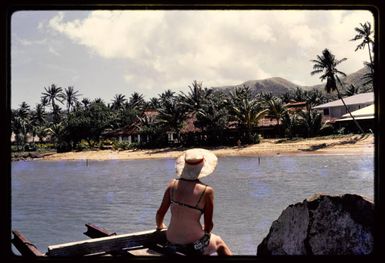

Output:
xmin=45 ymin=9 xmax=374 ymax=95
xmin=288 ymin=25 xmax=317 ymax=49
xmin=272 ymin=10 xmax=308 ymax=26
xmin=48 ymin=46 xmax=61 ymax=56
xmin=49 ymin=10 xmax=165 ymax=59
xmin=16 ymin=36 xmax=47 ymax=46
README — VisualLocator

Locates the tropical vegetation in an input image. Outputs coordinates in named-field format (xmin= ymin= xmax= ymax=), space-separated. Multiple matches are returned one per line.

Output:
xmin=11 ymin=22 xmax=374 ymax=154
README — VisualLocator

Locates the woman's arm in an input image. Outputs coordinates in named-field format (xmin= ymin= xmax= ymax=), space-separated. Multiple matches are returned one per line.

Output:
xmin=155 ymin=181 xmax=172 ymax=230
xmin=203 ymin=187 xmax=214 ymax=233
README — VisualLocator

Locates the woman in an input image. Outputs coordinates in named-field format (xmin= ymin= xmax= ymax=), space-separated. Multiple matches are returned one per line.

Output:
xmin=155 ymin=148 xmax=232 ymax=256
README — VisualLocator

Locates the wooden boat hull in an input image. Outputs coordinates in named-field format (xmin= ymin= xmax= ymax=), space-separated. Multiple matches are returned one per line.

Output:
xmin=12 ymin=224 xmax=177 ymax=257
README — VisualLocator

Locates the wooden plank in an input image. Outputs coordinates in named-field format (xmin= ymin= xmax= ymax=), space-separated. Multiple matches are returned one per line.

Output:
xmin=128 ymin=248 xmax=163 ymax=256
xmin=12 ymin=230 xmax=45 ymax=257
xmin=83 ymin=223 xmax=137 ymax=257
xmin=47 ymin=229 xmax=166 ymax=257
xmin=147 ymin=243 xmax=186 ymax=256
xmin=83 ymin=223 xmax=116 ymax=238
xmin=83 ymin=224 xmax=122 ymax=257
xmin=83 ymin=224 xmax=166 ymax=257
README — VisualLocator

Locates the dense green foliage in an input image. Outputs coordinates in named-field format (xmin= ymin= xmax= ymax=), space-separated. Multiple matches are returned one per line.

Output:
xmin=10 ymin=82 xmax=343 ymax=152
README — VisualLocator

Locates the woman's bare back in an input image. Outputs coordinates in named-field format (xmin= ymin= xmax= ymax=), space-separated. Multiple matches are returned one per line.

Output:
xmin=166 ymin=179 xmax=208 ymax=244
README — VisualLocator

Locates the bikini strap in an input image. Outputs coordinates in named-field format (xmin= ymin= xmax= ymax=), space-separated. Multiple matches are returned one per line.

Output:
xmin=170 ymin=179 xmax=177 ymax=201
xmin=195 ymin=185 xmax=207 ymax=208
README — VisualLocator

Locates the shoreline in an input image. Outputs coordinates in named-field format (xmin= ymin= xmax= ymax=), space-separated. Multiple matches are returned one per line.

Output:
xmin=35 ymin=134 xmax=374 ymax=161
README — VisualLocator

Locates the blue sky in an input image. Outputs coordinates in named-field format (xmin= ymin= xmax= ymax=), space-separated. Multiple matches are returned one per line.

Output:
xmin=11 ymin=10 xmax=374 ymax=109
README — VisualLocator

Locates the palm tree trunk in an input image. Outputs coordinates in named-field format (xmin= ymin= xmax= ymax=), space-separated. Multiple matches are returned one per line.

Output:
xmin=276 ymin=118 xmax=280 ymax=138
xmin=335 ymin=76 xmax=365 ymax=133
xmin=367 ymin=43 xmax=374 ymax=75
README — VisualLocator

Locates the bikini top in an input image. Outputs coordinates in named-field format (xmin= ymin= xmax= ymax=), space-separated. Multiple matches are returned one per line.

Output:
xmin=170 ymin=178 xmax=207 ymax=214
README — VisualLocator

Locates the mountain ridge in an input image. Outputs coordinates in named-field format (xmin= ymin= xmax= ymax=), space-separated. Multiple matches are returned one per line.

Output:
xmin=211 ymin=67 xmax=371 ymax=96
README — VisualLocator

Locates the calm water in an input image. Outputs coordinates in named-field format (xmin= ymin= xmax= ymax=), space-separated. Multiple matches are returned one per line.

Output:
xmin=11 ymin=154 xmax=374 ymax=255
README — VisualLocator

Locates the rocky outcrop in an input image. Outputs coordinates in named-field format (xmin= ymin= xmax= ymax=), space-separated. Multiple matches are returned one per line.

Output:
xmin=12 ymin=152 xmax=54 ymax=161
xmin=257 ymin=193 xmax=374 ymax=255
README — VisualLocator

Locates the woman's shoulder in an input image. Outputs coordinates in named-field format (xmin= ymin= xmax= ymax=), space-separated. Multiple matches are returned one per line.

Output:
xmin=206 ymin=185 xmax=214 ymax=193
xmin=166 ymin=179 xmax=176 ymax=189
xmin=199 ymin=182 xmax=213 ymax=193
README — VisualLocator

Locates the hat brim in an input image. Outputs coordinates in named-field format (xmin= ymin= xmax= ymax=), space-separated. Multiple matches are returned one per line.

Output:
xmin=175 ymin=148 xmax=218 ymax=180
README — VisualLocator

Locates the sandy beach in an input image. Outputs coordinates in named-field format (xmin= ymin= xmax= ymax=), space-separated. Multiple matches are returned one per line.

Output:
xmin=41 ymin=134 xmax=374 ymax=161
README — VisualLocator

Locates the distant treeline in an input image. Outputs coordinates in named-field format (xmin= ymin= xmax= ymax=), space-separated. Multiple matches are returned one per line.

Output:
xmin=10 ymin=80 xmax=369 ymax=153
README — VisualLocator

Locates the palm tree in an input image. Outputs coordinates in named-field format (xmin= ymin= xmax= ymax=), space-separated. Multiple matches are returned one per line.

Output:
xmin=226 ymin=86 xmax=268 ymax=144
xmin=297 ymin=109 xmax=323 ymax=138
xmin=196 ymin=94 xmax=229 ymax=145
xmin=93 ymin=98 xmax=105 ymax=104
xmin=111 ymin=94 xmax=127 ymax=111
xmin=40 ymin=96 xmax=49 ymax=108
xmin=136 ymin=111 xmax=161 ymax=145
xmin=41 ymin=84 xmax=63 ymax=111
xmin=128 ymin=92 xmax=146 ymax=110
xmin=73 ymin=101 xmax=83 ymax=111
xmin=343 ymin=84 xmax=360 ymax=96
xmin=12 ymin=102 xmax=32 ymax=148
xmin=137 ymin=112 xmax=158 ymax=130
xmin=31 ymin=103 xmax=47 ymax=142
xmin=35 ymin=126 xmax=49 ymax=144
xmin=11 ymin=116 xmax=29 ymax=151
xmin=82 ymin=98 xmax=91 ymax=108
xmin=11 ymin=103 xmax=32 ymax=150
xmin=259 ymin=92 xmax=274 ymax=106
xmin=180 ymin=81 xmax=213 ymax=133
xmin=32 ymin=103 xmax=46 ymax=125
xmin=148 ymin=97 xmax=160 ymax=110
xmin=310 ymin=48 xmax=364 ymax=133
xmin=361 ymin=61 xmax=374 ymax=87
xmin=40 ymin=84 xmax=63 ymax=123
xmin=306 ymin=88 xmax=327 ymax=109
xmin=52 ymin=104 xmax=62 ymax=124
xmin=17 ymin=101 xmax=31 ymax=120
xmin=47 ymin=122 xmax=65 ymax=149
xmin=281 ymin=111 xmax=298 ymax=139
xmin=159 ymin=89 xmax=175 ymax=103
xmin=351 ymin=22 xmax=374 ymax=74
xmin=266 ymin=97 xmax=286 ymax=138
xmin=280 ymin=91 xmax=292 ymax=104
xmin=61 ymin=86 xmax=80 ymax=113
xmin=180 ymin=80 xmax=212 ymax=113
xmin=292 ymin=87 xmax=308 ymax=102
xmin=157 ymin=94 xmax=188 ymax=144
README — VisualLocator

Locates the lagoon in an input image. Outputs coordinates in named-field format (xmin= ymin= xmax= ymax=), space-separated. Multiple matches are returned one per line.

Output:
xmin=11 ymin=154 xmax=374 ymax=255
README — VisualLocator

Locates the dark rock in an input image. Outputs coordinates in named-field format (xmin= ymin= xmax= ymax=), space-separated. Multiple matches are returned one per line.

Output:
xmin=257 ymin=193 xmax=374 ymax=255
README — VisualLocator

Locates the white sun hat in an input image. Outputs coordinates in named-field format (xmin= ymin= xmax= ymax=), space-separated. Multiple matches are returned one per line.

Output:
xmin=175 ymin=148 xmax=218 ymax=180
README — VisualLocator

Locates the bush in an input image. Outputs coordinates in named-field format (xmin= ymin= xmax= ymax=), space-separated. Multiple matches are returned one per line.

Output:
xmin=23 ymin=143 xmax=37 ymax=152
xmin=112 ymin=141 xmax=131 ymax=150
xmin=75 ymin=140 xmax=90 ymax=151
xmin=57 ymin=142 xmax=71 ymax=153
xmin=128 ymin=142 xmax=139 ymax=149
xmin=336 ymin=127 xmax=346 ymax=135
xmin=319 ymin=124 xmax=336 ymax=136
xmin=35 ymin=143 xmax=55 ymax=150
xmin=253 ymin=133 xmax=261 ymax=144
xmin=11 ymin=145 xmax=20 ymax=152
xmin=99 ymin=139 xmax=114 ymax=149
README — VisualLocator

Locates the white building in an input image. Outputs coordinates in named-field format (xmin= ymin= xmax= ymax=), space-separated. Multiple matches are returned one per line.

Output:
xmin=333 ymin=103 xmax=375 ymax=133
xmin=337 ymin=104 xmax=374 ymax=122
xmin=313 ymin=92 xmax=374 ymax=123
